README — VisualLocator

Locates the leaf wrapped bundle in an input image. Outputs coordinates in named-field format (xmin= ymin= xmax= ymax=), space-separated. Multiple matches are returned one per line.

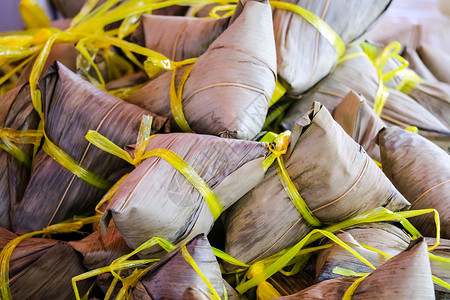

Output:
xmin=315 ymin=223 xmax=449 ymax=298
xmin=277 ymin=238 xmax=435 ymax=299
xmin=101 ymin=132 xmax=269 ymax=255
xmin=12 ymin=62 xmax=168 ymax=233
xmin=224 ymin=103 xmax=409 ymax=267
xmin=0 ymin=226 xmax=92 ymax=300
xmin=127 ymin=0 xmax=277 ymax=139
xmin=377 ymin=126 xmax=450 ymax=238
xmin=272 ymin=0 xmax=391 ymax=95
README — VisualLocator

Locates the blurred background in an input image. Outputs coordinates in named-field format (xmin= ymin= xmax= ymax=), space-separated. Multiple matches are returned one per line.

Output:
xmin=0 ymin=0 xmax=449 ymax=33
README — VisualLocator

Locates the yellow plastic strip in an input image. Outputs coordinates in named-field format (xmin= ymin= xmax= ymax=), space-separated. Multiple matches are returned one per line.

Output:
xmin=29 ymin=31 xmax=76 ymax=118
xmin=0 ymin=138 xmax=32 ymax=167
xmin=405 ymin=126 xmax=419 ymax=134
xmin=19 ymin=0 xmax=51 ymax=29
xmin=262 ymin=102 xmax=291 ymax=130
xmin=0 ymin=128 xmax=42 ymax=145
xmin=181 ymin=245 xmax=221 ymax=300
xmin=262 ymin=131 xmax=322 ymax=227
xmin=95 ymin=173 xmax=129 ymax=215
xmin=342 ymin=274 xmax=369 ymax=300
xmin=0 ymin=215 xmax=101 ymax=300
xmin=360 ymin=41 xmax=411 ymax=116
xmin=373 ymin=69 xmax=390 ymax=116
xmin=332 ymin=267 xmax=369 ymax=277
xmin=0 ymin=53 xmax=37 ymax=86
xmin=209 ymin=4 xmax=236 ymax=18
xmin=259 ymin=132 xmax=278 ymax=144
xmin=85 ymin=131 xmax=134 ymax=164
xmin=212 ymin=248 xmax=250 ymax=268
xmin=170 ymin=65 xmax=195 ymax=132
xmin=42 ymin=136 xmax=113 ymax=190
xmin=269 ymin=80 xmax=287 ymax=107
xmin=433 ymin=276 xmax=450 ymax=291
xmin=270 ymin=1 xmax=345 ymax=57
xmin=0 ymin=128 xmax=43 ymax=167
xmin=134 ymin=115 xmax=153 ymax=162
xmin=276 ymin=156 xmax=322 ymax=226
xmin=396 ymin=68 xmax=425 ymax=95
xmin=70 ymin=0 xmax=101 ymax=29
xmin=75 ymin=39 xmax=106 ymax=90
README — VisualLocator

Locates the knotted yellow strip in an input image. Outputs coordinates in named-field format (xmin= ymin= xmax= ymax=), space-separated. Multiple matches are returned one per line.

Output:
xmin=0 ymin=215 xmax=101 ymax=300
xmin=85 ymin=115 xmax=224 ymax=221
xmin=361 ymin=41 xmax=409 ymax=115
xmin=262 ymin=131 xmax=322 ymax=227
xmin=270 ymin=1 xmax=345 ymax=57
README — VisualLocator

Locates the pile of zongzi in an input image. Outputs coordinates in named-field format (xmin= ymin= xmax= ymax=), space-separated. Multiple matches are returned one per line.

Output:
xmin=0 ymin=0 xmax=449 ymax=299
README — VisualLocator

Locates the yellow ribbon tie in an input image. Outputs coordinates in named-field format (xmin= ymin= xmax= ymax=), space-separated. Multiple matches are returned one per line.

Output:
xmin=361 ymin=41 xmax=411 ymax=116
xmin=262 ymin=131 xmax=322 ymax=227
xmin=270 ymin=1 xmax=345 ymax=58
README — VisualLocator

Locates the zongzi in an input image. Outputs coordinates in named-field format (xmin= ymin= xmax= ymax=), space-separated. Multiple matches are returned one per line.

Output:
xmin=102 ymin=132 xmax=269 ymax=255
xmin=224 ymin=103 xmax=409 ymax=267
xmin=377 ymin=126 xmax=450 ymax=238
xmin=12 ymin=62 xmax=168 ymax=233
xmin=276 ymin=238 xmax=434 ymax=299
xmin=127 ymin=0 xmax=276 ymax=139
